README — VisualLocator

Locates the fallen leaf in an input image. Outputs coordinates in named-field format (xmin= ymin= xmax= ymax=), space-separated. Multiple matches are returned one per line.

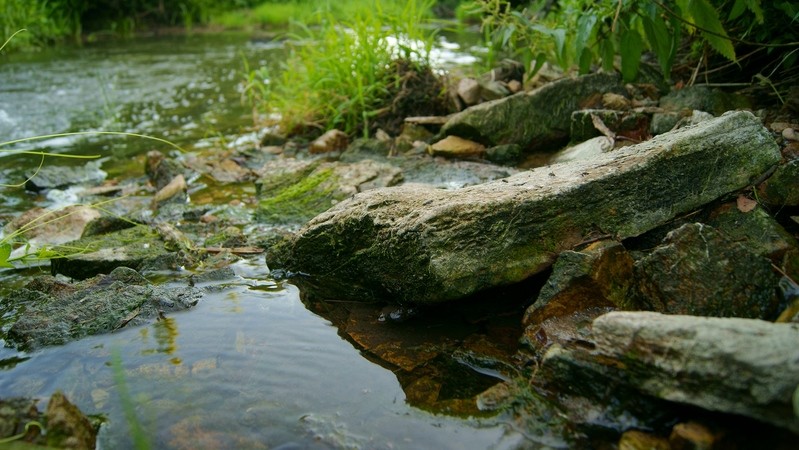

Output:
xmin=736 ymin=195 xmax=757 ymax=213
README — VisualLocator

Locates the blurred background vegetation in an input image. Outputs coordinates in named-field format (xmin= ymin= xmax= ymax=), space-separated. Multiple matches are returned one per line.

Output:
xmin=2 ymin=0 xmax=796 ymax=136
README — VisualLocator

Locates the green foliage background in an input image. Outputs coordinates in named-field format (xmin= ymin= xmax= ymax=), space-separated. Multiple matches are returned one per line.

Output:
xmin=0 ymin=0 xmax=261 ymax=46
xmin=473 ymin=0 xmax=798 ymax=86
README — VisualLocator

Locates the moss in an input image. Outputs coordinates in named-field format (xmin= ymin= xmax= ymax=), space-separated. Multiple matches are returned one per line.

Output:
xmin=255 ymin=167 xmax=337 ymax=224
xmin=50 ymin=225 xmax=176 ymax=279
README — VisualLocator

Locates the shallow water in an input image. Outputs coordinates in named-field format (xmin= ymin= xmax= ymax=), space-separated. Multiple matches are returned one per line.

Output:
xmin=0 ymin=260 xmax=523 ymax=449
xmin=0 ymin=33 xmax=531 ymax=449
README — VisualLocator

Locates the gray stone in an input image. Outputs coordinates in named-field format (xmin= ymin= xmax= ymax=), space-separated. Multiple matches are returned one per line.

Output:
xmin=3 ymin=267 xmax=203 ymax=350
xmin=441 ymin=73 xmax=625 ymax=153
xmin=659 ymin=85 xmax=752 ymax=116
xmin=268 ymin=111 xmax=780 ymax=304
xmin=634 ymin=223 xmax=780 ymax=319
xmin=541 ymin=311 xmax=799 ymax=434
xmin=24 ymin=159 xmax=107 ymax=192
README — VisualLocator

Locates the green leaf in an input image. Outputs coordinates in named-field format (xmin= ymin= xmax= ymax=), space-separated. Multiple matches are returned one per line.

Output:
xmin=641 ymin=14 xmax=676 ymax=78
xmin=574 ymin=13 xmax=598 ymax=58
xmin=578 ymin=48 xmax=594 ymax=74
xmin=600 ymin=37 xmax=616 ymax=73
xmin=0 ymin=243 xmax=14 ymax=268
xmin=687 ymin=0 xmax=736 ymax=61
xmin=728 ymin=0 xmax=747 ymax=20
xmin=620 ymin=27 xmax=643 ymax=82
xmin=746 ymin=0 xmax=764 ymax=23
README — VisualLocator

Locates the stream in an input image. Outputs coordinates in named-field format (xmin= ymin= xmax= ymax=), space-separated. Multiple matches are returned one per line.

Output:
xmin=0 ymin=32 xmax=534 ymax=449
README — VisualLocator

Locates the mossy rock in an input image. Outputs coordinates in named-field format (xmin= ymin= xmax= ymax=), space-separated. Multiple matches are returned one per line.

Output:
xmin=51 ymin=225 xmax=194 ymax=280
xmin=254 ymin=159 xmax=402 ymax=225
xmin=4 ymin=267 xmax=202 ymax=350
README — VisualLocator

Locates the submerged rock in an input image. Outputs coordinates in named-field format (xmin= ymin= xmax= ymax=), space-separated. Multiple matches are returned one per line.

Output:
xmin=3 ymin=266 xmax=202 ymax=350
xmin=268 ymin=111 xmax=779 ymax=304
xmin=540 ymin=311 xmax=799 ymax=434
xmin=0 ymin=391 xmax=97 ymax=449
xmin=50 ymin=224 xmax=198 ymax=280
xmin=441 ymin=72 xmax=624 ymax=152
xmin=634 ymin=223 xmax=780 ymax=319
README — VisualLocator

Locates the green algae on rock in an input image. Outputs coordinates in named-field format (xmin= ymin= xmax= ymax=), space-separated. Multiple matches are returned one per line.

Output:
xmin=50 ymin=224 xmax=197 ymax=280
xmin=268 ymin=111 xmax=780 ymax=304
xmin=254 ymin=159 xmax=402 ymax=225
xmin=3 ymin=267 xmax=202 ymax=350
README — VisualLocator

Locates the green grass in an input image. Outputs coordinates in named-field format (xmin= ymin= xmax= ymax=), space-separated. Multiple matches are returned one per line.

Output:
xmin=249 ymin=0 xmax=438 ymax=137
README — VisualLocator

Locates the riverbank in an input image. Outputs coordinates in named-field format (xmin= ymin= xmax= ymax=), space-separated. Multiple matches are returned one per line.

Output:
xmin=2 ymin=54 xmax=798 ymax=447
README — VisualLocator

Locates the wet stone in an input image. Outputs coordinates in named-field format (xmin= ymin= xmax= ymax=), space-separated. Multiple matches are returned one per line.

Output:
xmin=50 ymin=224 xmax=198 ymax=280
xmin=524 ymin=240 xmax=635 ymax=326
xmin=3 ymin=266 xmax=203 ymax=350
xmin=270 ymin=111 xmax=780 ymax=304
xmin=24 ymin=159 xmax=107 ymax=192
xmin=541 ymin=311 xmax=799 ymax=434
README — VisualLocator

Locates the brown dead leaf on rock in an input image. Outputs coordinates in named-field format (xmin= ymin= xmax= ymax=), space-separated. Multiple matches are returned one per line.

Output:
xmin=737 ymin=195 xmax=758 ymax=213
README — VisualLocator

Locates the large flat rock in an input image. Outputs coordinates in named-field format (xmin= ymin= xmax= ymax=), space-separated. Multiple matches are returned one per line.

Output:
xmin=540 ymin=311 xmax=799 ymax=434
xmin=268 ymin=111 xmax=779 ymax=304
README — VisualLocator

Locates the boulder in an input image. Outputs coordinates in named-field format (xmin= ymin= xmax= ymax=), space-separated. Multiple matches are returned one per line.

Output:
xmin=3 ymin=266 xmax=203 ymax=350
xmin=268 ymin=111 xmax=780 ymax=304
xmin=540 ymin=311 xmax=799 ymax=434
xmin=441 ymin=73 xmax=624 ymax=152
xmin=634 ymin=223 xmax=780 ymax=319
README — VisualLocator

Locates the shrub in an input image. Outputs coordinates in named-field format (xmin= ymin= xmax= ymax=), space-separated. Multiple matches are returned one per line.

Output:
xmin=470 ymin=0 xmax=798 ymax=90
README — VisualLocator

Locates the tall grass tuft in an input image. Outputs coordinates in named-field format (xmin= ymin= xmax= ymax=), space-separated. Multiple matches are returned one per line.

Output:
xmin=253 ymin=0 xmax=438 ymax=137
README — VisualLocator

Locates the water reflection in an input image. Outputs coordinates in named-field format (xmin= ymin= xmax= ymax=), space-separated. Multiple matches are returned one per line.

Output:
xmin=140 ymin=316 xmax=181 ymax=364
xmin=0 ymin=260 xmax=526 ymax=449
